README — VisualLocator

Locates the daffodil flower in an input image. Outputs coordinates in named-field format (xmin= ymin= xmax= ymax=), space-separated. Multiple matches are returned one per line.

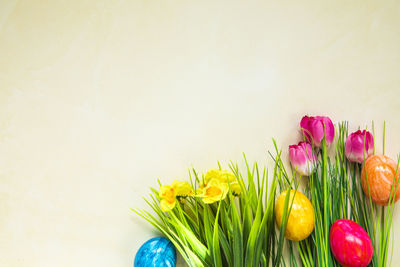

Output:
xmin=218 ymin=170 xmax=237 ymax=183
xmin=159 ymin=180 xmax=194 ymax=212
xmin=204 ymin=169 xmax=236 ymax=184
xmin=159 ymin=185 xmax=176 ymax=211
xmin=204 ymin=169 xmax=222 ymax=185
xmin=230 ymin=180 xmax=241 ymax=196
xmin=197 ymin=178 xmax=229 ymax=204
xmin=203 ymin=169 xmax=241 ymax=196
xmin=171 ymin=180 xmax=194 ymax=197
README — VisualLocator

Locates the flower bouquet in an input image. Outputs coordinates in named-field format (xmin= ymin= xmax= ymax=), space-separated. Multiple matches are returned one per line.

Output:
xmin=133 ymin=115 xmax=400 ymax=267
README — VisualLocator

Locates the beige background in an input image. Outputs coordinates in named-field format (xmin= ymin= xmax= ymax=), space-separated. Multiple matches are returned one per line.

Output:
xmin=1 ymin=0 xmax=400 ymax=266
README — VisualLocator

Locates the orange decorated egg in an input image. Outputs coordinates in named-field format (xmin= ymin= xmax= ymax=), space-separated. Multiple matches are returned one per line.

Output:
xmin=361 ymin=154 xmax=400 ymax=205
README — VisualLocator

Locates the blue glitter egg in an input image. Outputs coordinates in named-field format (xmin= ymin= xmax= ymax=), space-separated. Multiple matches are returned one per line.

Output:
xmin=134 ymin=237 xmax=176 ymax=267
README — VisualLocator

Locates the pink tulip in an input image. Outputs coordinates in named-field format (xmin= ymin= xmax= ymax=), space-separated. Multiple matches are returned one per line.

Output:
xmin=345 ymin=130 xmax=374 ymax=163
xmin=289 ymin=142 xmax=317 ymax=176
xmin=300 ymin=116 xmax=335 ymax=148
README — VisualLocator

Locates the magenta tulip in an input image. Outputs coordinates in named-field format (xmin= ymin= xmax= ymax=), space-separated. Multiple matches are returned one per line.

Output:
xmin=300 ymin=116 xmax=335 ymax=148
xmin=345 ymin=130 xmax=374 ymax=163
xmin=288 ymin=142 xmax=317 ymax=176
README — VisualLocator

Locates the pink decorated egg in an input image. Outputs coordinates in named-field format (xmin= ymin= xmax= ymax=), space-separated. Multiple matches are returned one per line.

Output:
xmin=329 ymin=219 xmax=373 ymax=267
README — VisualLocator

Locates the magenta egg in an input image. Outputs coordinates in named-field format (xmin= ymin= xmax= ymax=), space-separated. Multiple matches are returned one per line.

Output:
xmin=330 ymin=219 xmax=373 ymax=267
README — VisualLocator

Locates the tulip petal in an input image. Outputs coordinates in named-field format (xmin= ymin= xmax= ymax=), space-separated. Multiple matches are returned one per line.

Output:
xmin=345 ymin=130 xmax=374 ymax=163
xmin=300 ymin=116 xmax=313 ymax=143
xmin=300 ymin=115 xmax=335 ymax=148
xmin=289 ymin=141 xmax=316 ymax=176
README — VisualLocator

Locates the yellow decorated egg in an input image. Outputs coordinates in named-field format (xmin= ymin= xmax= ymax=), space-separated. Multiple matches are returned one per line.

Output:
xmin=275 ymin=189 xmax=314 ymax=241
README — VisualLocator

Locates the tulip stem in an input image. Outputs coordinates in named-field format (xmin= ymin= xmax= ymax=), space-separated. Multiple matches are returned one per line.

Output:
xmin=322 ymin=137 xmax=329 ymax=266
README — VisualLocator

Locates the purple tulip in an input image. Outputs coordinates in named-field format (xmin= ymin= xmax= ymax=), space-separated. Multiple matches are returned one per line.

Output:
xmin=300 ymin=116 xmax=335 ymax=148
xmin=345 ymin=130 xmax=374 ymax=163
xmin=289 ymin=142 xmax=317 ymax=176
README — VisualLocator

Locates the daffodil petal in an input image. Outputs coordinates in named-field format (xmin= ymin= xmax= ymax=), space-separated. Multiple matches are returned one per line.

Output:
xmin=219 ymin=170 xmax=236 ymax=183
xmin=200 ymin=178 xmax=229 ymax=204
xmin=204 ymin=169 xmax=222 ymax=185
xmin=160 ymin=198 xmax=176 ymax=212
xmin=230 ymin=181 xmax=241 ymax=196
xmin=172 ymin=180 xmax=194 ymax=196
xmin=159 ymin=185 xmax=175 ymax=199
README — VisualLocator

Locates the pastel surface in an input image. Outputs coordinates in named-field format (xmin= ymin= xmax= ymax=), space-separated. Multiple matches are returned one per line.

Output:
xmin=1 ymin=1 xmax=400 ymax=266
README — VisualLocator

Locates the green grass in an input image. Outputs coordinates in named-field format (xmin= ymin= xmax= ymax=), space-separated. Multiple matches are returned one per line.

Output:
xmin=134 ymin=121 xmax=399 ymax=267
xmin=289 ymin=121 xmax=399 ymax=267
xmin=134 ymin=154 xmax=297 ymax=267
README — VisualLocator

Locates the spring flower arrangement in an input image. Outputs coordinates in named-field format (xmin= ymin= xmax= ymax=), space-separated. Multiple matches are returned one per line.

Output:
xmin=134 ymin=115 xmax=400 ymax=267
xmin=134 ymin=160 xmax=293 ymax=266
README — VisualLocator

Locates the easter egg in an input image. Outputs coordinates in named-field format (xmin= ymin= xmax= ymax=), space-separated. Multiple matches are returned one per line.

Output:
xmin=134 ymin=237 xmax=176 ymax=267
xmin=330 ymin=219 xmax=373 ymax=267
xmin=361 ymin=154 xmax=400 ymax=205
xmin=275 ymin=189 xmax=314 ymax=241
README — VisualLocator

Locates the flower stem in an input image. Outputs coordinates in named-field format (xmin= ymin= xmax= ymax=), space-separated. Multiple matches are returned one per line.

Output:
xmin=322 ymin=137 xmax=329 ymax=266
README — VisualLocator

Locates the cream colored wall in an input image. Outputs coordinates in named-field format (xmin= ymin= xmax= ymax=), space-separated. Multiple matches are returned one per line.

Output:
xmin=1 ymin=0 xmax=400 ymax=266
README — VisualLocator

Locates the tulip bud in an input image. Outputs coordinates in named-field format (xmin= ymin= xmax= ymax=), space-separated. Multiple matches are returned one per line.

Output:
xmin=289 ymin=142 xmax=317 ymax=176
xmin=345 ymin=130 xmax=374 ymax=163
xmin=300 ymin=116 xmax=335 ymax=148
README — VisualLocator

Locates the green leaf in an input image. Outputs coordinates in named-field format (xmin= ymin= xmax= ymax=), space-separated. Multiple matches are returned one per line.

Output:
xmin=211 ymin=202 xmax=222 ymax=267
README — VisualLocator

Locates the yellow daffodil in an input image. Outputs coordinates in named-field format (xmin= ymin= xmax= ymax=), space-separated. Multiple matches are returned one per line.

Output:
xmin=198 ymin=178 xmax=229 ymax=204
xmin=219 ymin=170 xmax=237 ymax=183
xmin=204 ymin=169 xmax=237 ymax=184
xmin=171 ymin=180 xmax=194 ymax=196
xmin=203 ymin=169 xmax=241 ymax=197
xmin=159 ymin=180 xmax=194 ymax=212
xmin=230 ymin=180 xmax=242 ymax=196
xmin=204 ymin=169 xmax=222 ymax=185
xmin=159 ymin=185 xmax=177 ymax=211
